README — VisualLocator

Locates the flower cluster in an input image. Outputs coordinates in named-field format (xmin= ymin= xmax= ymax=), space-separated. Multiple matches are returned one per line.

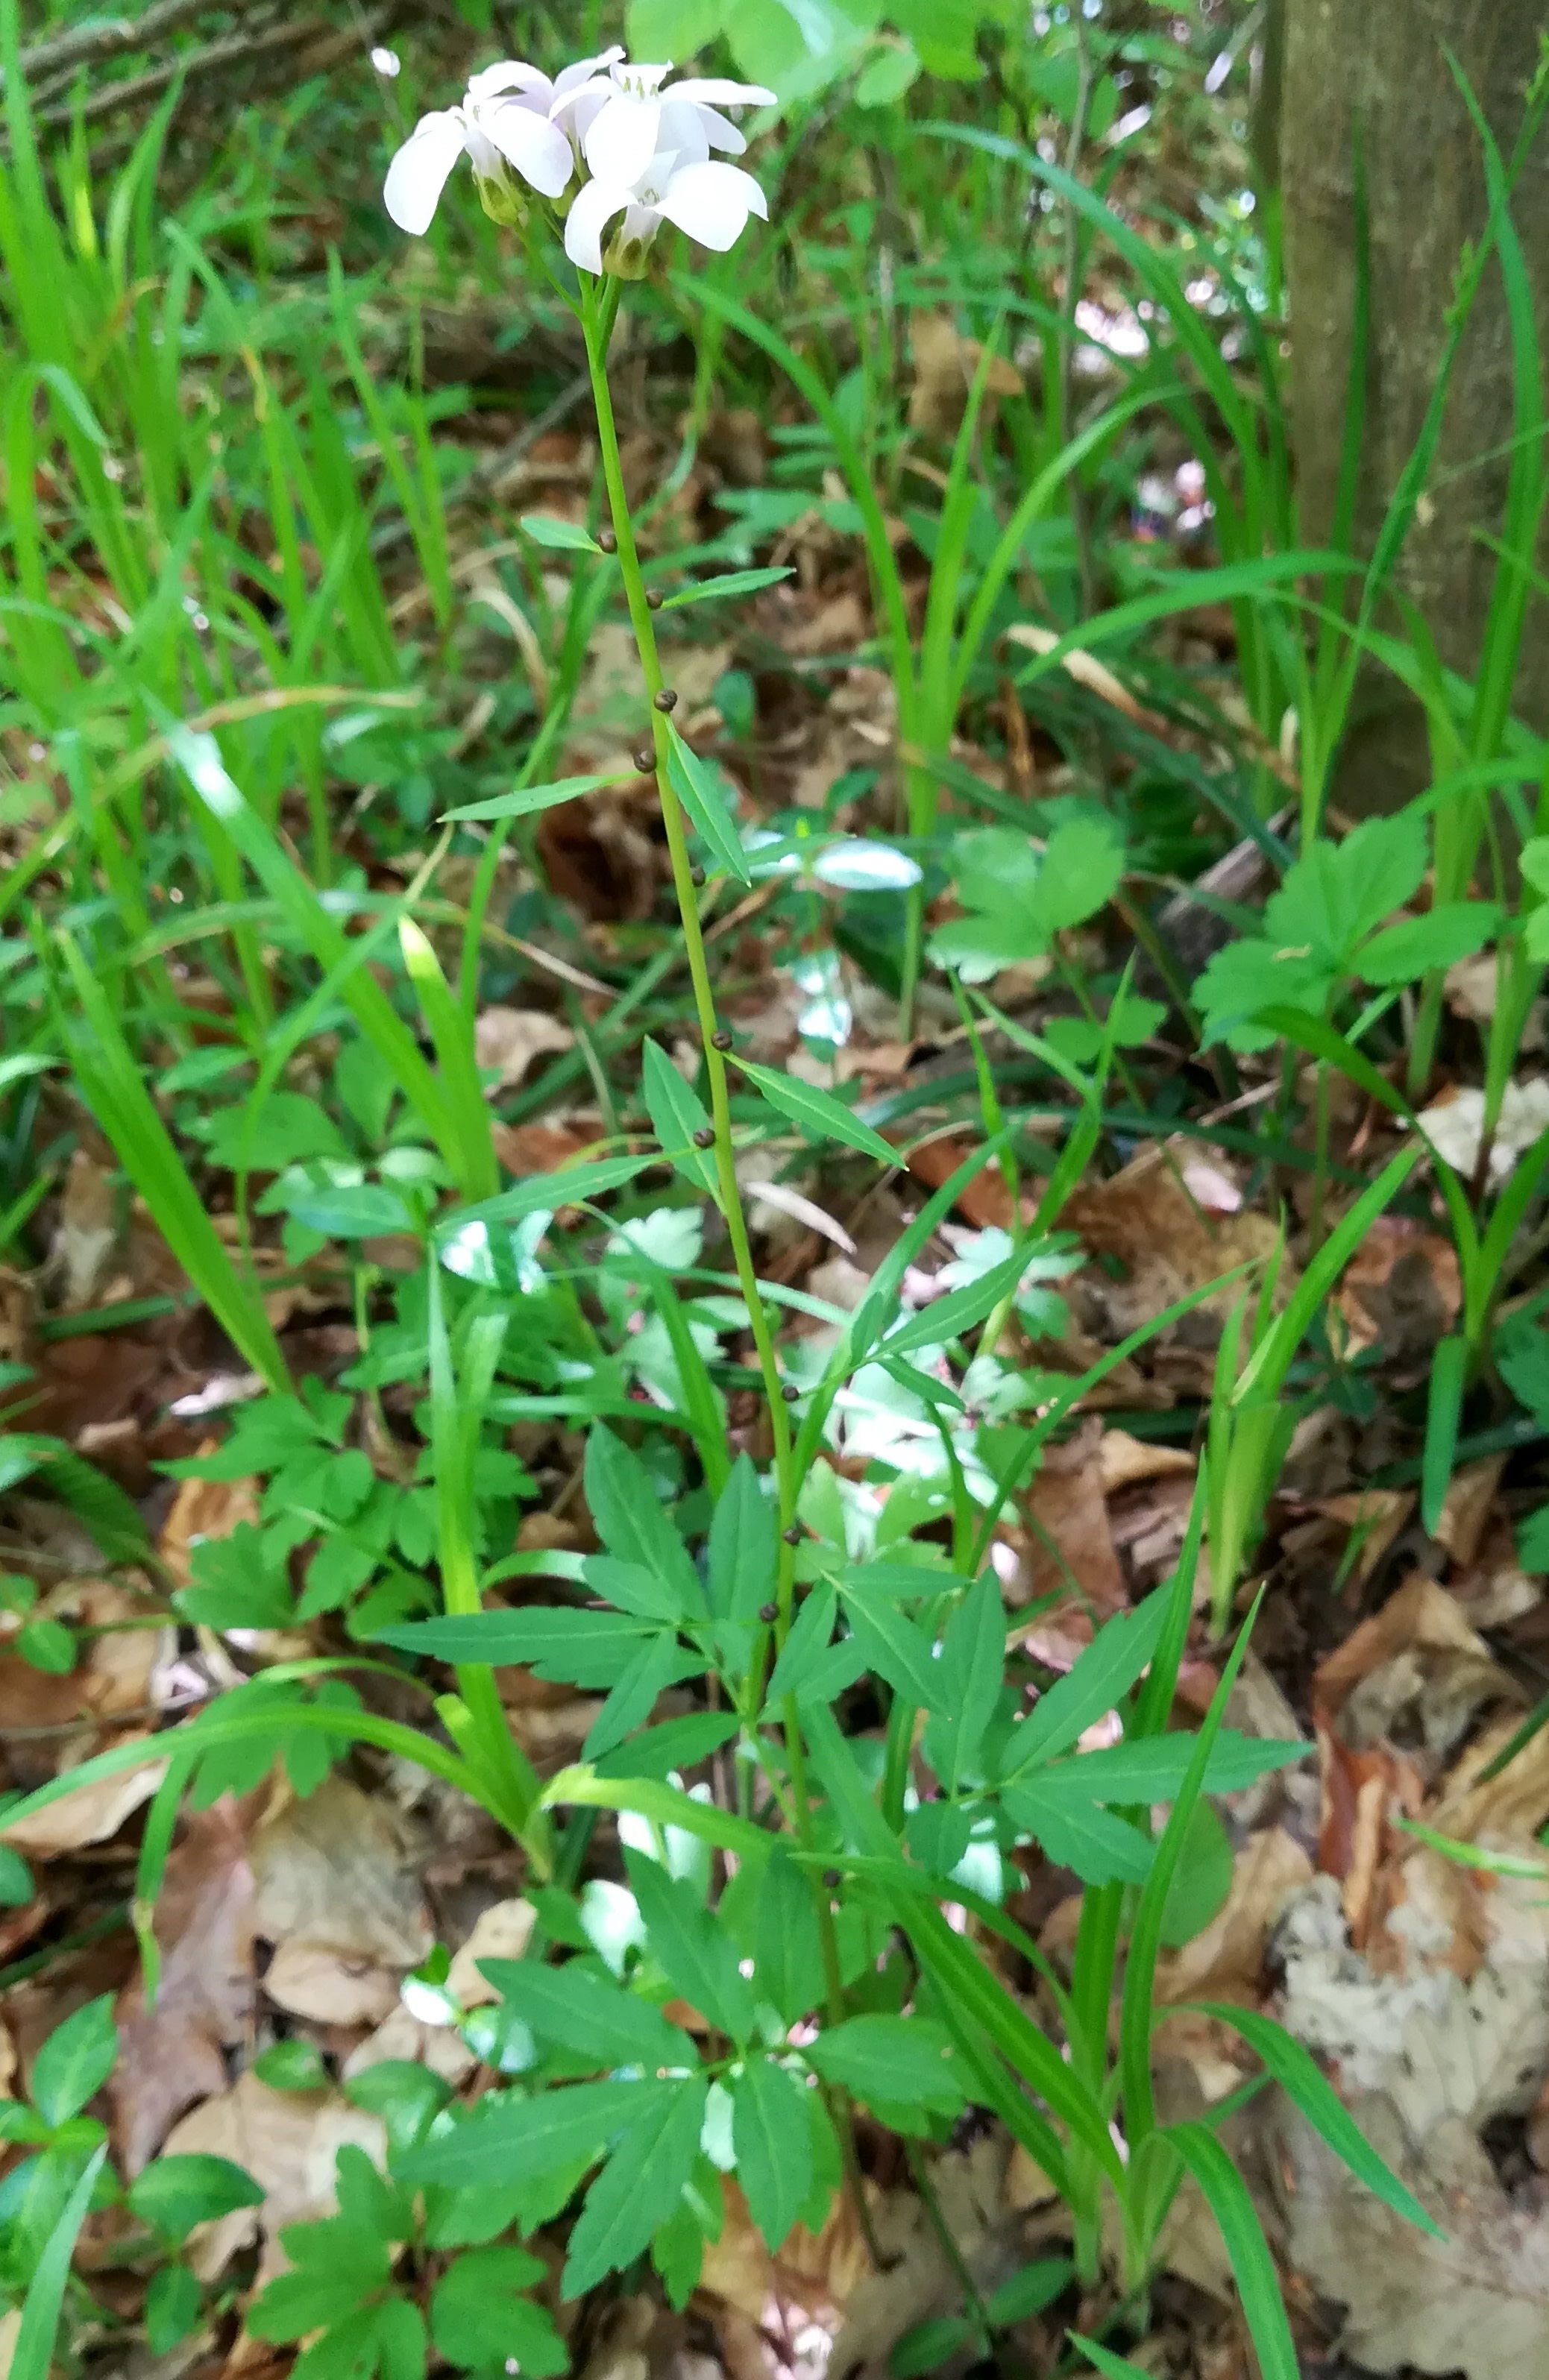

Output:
xmin=383 ymin=45 xmax=773 ymax=276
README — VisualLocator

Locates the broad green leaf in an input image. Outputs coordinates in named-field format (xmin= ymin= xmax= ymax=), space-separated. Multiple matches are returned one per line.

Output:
xmin=594 ymin=1712 xmax=741 ymax=1779
xmin=708 ymin=1454 xmax=778 ymax=1622
xmin=1028 ymin=815 xmax=1125 ymax=936
xmin=805 ymin=2016 xmax=964 ymax=2115
xmin=664 ymin=723 xmax=752 ymax=883
xmin=627 ymin=1852 xmax=755 ymax=2041
xmin=477 ymin=1962 xmax=692 ymax=2071
xmin=144 ymin=2264 xmax=201 ymax=2356
xmin=1000 ymin=1590 xmax=1172 ymax=1775
xmin=732 ymin=2058 xmax=814 ymax=2250
xmin=128 ymin=2155 xmax=263 ymax=2244
xmin=430 ymin=2245 xmax=562 ymax=2373
xmin=1158 ymin=1799 xmax=1234 ymax=1945
xmin=641 ymin=1036 xmax=719 ymax=1199
xmin=736 ymin=1058 xmax=897 ymax=1167
xmin=443 ymin=771 xmax=634 ymax=823
xmin=984 ymin=2258 xmax=1073 ymax=2324
xmin=10 ymin=2147 xmax=106 ymax=2380
xmin=1194 ymin=2003 xmax=1442 ymax=2236
xmin=31 ymin=1996 xmax=116 ymax=2127
xmin=1357 ymin=902 xmax=1500 ymax=986
xmin=661 ymin=567 xmax=794 ymax=609
xmin=562 ymin=2075 xmax=708 ymax=2296
xmin=283 ymin=1182 xmax=415 ymax=1241
xmin=583 ymin=1631 xmax=685 ymax=1762
xmin=396 ymin=2080 xmax=669 ymax=2189
xmin=1070 ymin=2336 xmax=1152 ymax=2380
xmin=520 ymin=514 xmax=604 ymax=552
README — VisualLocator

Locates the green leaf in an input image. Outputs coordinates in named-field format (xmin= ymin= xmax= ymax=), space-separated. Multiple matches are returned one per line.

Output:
xmin=254 ymin=2039 xmax=329 ymax=2092
xmin=594 ymin=1712 xmax=741 ymax=1779
xmin=377 ymin=1606 xmax=654 ymax=1685
xmin=283 ymin=1182 xmax=415 ymax=1241
xmin=661 ymin=567 xmax=795 ymax=609
xmin=1002 ymin=1786 xmax=1154 ymax=1884
xmin=562 ymin=2075 xmax=709 ymax=2296
xmin=144 ymin=2263 xmax=202 ymax=2355
xmin=752 ymin=1848 xmax=826 ymax=2026
xmin=10 ymin=2147 xmax=107 ymax=2380
xmin=585 ymin=1429 xmax=706 ymax=1618
xmin=890 ymin=2319 xmax=973 ymax=2377
xmin=1028 ymin=815 xmax=1125 ymax=936
xmin=1193 ymin=2002 xmax=1442 ymax=2236
xmin=437 ymin=1156 xmax=656 ymax=1242
xmin=930 ymin=1570 xmax=1005 ymax=1788
xmin=805 ymin=2016 xmax=964 ymax=2115
xmin=1028 ymin=1730 xmax=1310 ymax=1803
xmin=477 ymin=1961 xmax=692 ymax=2073
xmin=16 ymin=1617 xmax=75 ymax=1675
xmin=519 ymin=514 xmax=604 ymax=552
xmin=1422 ymin=1334 xmax=1469 ymax=1536
xmin=31 ymin=1995 xmax=116 ymax=2126
xmin=1000 ymin=1590 xmax=1172 ymax=1774
xmin=732 ymin=2058 xmax=814 ymax=2251
xmin=708 ymin=1454 xmax=778 ymax=1622
xmin=1166 ymin=2122 xmax=1298 ymax=2380
xmin=627 ymin=1853 xmax=755 ymax=2041
xmin=641 ymin=1036 xmax=720 ymax=1199
xmin=664 ymin=723 xmax=752 ymax=884
xmin=736 ymin=1057 xmax=897 ymax=1166
xmin=1070 ymin=2335 xmax=1152 ymax=2380
xmin=129 ymin=2155 xmax=263 ymax=2244
xmin=443 ymin=771 xmax=635 ymax=824
xmin=396 ymin=2080 xmax=670 ymax=2189
xmin=855 ymin=40 xmax=921 ymax=104
xmin=0 ymin=1846 xmax=34 ymax=1907
xmin=842 ymin=1596 xmax=951 ymax=1714
xmin=885 ymin=1253 xmax=1026 ymax=1356
xmin=764 ymin=1581 xmax=840 ymax=1705
xmin=430 ymin=2245 xmax=560 ymax=2373
xmin=1357 ymin=902 xmax=1500 ymax=986
xmin=1158 ymin=1799 xmax=1234 ymax=1945
xmin=984 ymin=2258 xmax=1073 ymax=2324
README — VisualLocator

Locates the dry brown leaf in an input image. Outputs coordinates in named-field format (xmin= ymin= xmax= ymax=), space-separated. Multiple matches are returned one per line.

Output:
xmin=474 ymin=1007 xmax=574 ymax=1092
xmin=447 ymin=1898 xmax=535 ymax=2007
xmin=343 ymin=2003 xmax=474 ymax=2087
xmin=1315 ymin=1570 xmax=1507 ymax=1730
xmin=2 ymin=1734 xmax=166 ymax=1855
xmin=894 ymin=1133 xmax=1015 ymax=1232
xmin=159 ymin=1464 xmax=260 ymax=1593
xmin=1064 ymin=1148 xmax=1284 ymax=1335
xmin=1005 ymin=622 xmax=1168 ymax=732
xmin=111 ymin=1799 xmax=256 ymax=2173
xmin=1306 ymin=1488 xmax=1414 ymax=1587
xmin=163 ymin=2072 xmax=386 ymax=2283
xmin=1098 ymin=1427 xmax=1196 ymax=1494
xmin=492 ymin=1121 xmax=594 ymax=1180
xmin=1435 ymin=1457 xmax=1506 ymax=1569
xmin=908 ymin=312 xmax=1023 ymax=436
xmin=54 ymin=1149 xmax=119 ymax=1309
xmin=1022 ymin=1417 xmax=1123 ymax=1611
xmin=252 ymin=1775 xmax=431 ymax=2012
xmin=1336 ymin=1213 xmax=1462 ymax=1360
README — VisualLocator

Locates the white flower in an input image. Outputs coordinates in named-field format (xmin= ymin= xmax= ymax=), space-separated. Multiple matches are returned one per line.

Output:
xmin=553 ymin=55 xmax=775 ymax=189
xmin=563 ymin=148 xmax=768 ymax=274
xmin=370 ymin=45 xmax=400 ymax=77
xmin=383 ymin=48 xmax=622 ymax=235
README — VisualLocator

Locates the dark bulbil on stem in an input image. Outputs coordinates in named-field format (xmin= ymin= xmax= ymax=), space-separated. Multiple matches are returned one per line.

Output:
xmin=653 ymin=687 xmax=678 ymax=712
xmin=692 ymin=1126 xmax=715 ymax=1148
xmin=597 ymin=527 xmax=618 ymax=552
xmin=711 ymin=1027 xmax=732 ymax=1051
xmin=632 ymin=746 xmax=656 ymax=773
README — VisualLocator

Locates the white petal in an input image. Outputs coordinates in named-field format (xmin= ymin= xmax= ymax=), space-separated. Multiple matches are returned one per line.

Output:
xmin=554 ymin=45 xmax=624 ymax=96
xmin=667 ymin=78 xmax=777 ymax=108
xmin=468 ymin=59 xmax=551 ymax=100
xmin=383 ymin=111 xmax=467 ymax=235
xmin=694 ymin=104 xmax=747 ymax=155
xmin=584 ymin=90 xmax=662 ymax=185
xmin=658 ymin=98 xmax=711 ymax=166
xmin=653 ymin=159 xmax=767 ymax=253
xmin=548 ymin=72 xmax=609 ymax=122
xmin=484 ymin=100 xmax=574 ymax=195
xmin=563 ymin=177 xmax=632 ymax=272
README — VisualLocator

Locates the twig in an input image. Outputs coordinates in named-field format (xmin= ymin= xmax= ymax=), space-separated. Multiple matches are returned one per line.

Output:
xmin=30 ymin=16 xmax=345 ymax=127
xmin=5 ymin=0 xmax=211 ymax=92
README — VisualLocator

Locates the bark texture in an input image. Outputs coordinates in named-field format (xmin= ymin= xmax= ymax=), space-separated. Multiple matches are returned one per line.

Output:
xmin=1282 ymin=0 xmax=1549 ymax=815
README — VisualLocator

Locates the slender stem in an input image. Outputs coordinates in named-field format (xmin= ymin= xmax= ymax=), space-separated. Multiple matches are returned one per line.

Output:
xmin=579 ymin=278 xmax=795 ymax=1521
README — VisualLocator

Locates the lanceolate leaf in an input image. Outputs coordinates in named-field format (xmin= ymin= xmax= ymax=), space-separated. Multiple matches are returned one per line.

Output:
xmin=1002 ymin=1785 xmax=1154 ymax=1884
xmin=396 ymin=2079 xmax=668 ymax=2188
xmin=1000 ymin=1590 xmax=1172 ymax=1776
xmin=585 ymin=1429 xmax=705 ymax=1617
xmin=1167 ymin=2122 xmax=1299 ymax=2380
xmin=641 ymin=1035 xmax=720 ymax=1199
xmin=661 ymin=566 xmax=794 ymax=608
xmin=1027 ymin=1730 xmax=1311 ymax=1804
xmin=562 ymin=2075 xmax=708 ymax=2296
xmin=708 ymin=1454 xmax=778 ymax=1622
xmin=736 ymin=1058 xmax=899 ymax=1167
xmin=842 ymin=1595 xmax=952 ymax=1714
xmin=732 ymin=2057 xmax=814 ymax=2250
xmin=442 ymin=770 xmax=636 ymax=823
xmin=477 ymin=1961 xmax=693 ymax=2074
xmin=663 ymin=722 xmax=752 ymax=883
xmin=375 ymin=1606 xmax=654 ymax=1684
xmin=627 ymin=1851 xmax=755 ymax=2041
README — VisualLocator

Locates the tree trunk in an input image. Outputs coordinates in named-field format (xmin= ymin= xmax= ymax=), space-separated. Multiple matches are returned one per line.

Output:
xmin=1281 ymin=0 xmax=1549 ymax=816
